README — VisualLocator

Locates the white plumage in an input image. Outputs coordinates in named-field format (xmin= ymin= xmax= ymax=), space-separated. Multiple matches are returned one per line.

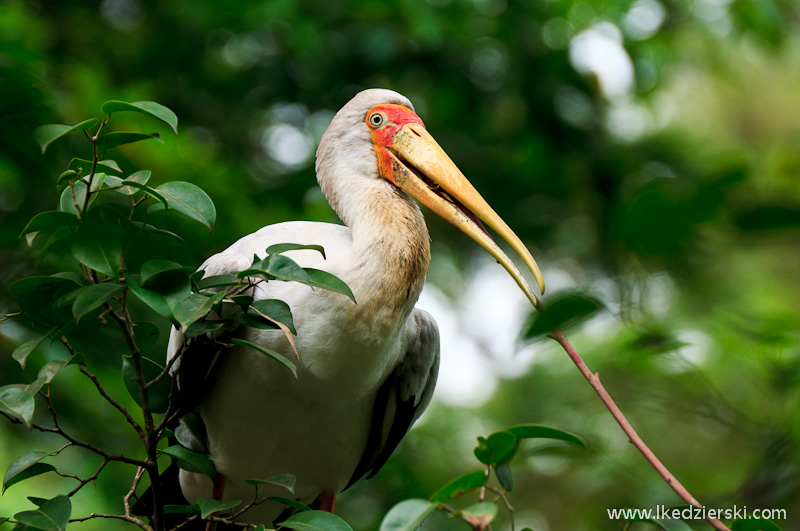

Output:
xmin=169 ymin=90 xmax=440 ymax=523
xmin=167 ymin=88 xmax=543 ymax=526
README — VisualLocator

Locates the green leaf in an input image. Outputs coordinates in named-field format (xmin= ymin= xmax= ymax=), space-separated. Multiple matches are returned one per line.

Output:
xmin=68 ymin=157 xmax=122 ymax=175
xmin=523 ymin=292 xmax=604 ymax=340
xmin=264 ymin=254 xmax=310 ymax=284
xmin=197 ymin=275 xmax=242 ymax=290
xmin=164 ymin=504 xmax=200 ymax=514
xmin=103 ymin=169 xmax=154 ymax=195
xmin=266 ymin=243 xmax=326 ymax=258
xmin=460 ymin=502 xmax=498 ymax=523
xmin=507 ymin=425 xmax=586 ymax=448
xmin=196 ymin=497 xmax=241 ymax=519
xmin=71 ymin=231 xmax=122 ymax=278
xmin=3 ymin=452 xmax=56 ymax=494
xmin=129 ymin=221 xmax=184 ymax=246
xmin=37 ymin=359 xmax=71 ymax=385
xmin=185 ymin=321 xmax=225 ymax=338
xmin=140 ymin=259 xmax=189 ymax=289
xmin=19 ymin=211 xmax=78 ymax=238
xmin=134 ymin=321 xmax=161 ymax=353
xmin=430 ymin=470 xmax=487 ymax=503
xmin=34 ymin=119 xmax=98 ymax=154
xmin=170 ymin=291 xmax=226 ymax=329
xmin=160 ymin=445 xmax=217 ymax=479
xmin=26 ymin=359 xmax=71 ymax=394
xmin=9 ymin=275 xmax=79 ymax=296
xmin=128 ymin=281 xmax=173 ymax=321
xmin=232 ymin=338 xmax=297 ymax=378
xmin=495 ymin=463 xmax=514 ymax=491
xmin=0 ymin=386 xmax=35 ymax=428
xmin=121 ymin=355 xmax=172 ymax=413
xmin=118 ymin=170 xmax=156 ymax=197
xmin=72 ymin=283 xmax=125 ymax=322
xmin=474 ymin=431 xmax=518 ymax=465
xmin=101 ymin=100 xmax=179 ymax=134
xmin=250 ymin=299 xmax=296 ymax=335
xmin=175 ymin=412 xmax=209 ymax=453
xmin=244 ymin=473 xmax=295 ymax=494
xmin=59 ymin=177 xmax=106 ymax=216
xmin=27 ymin=497 xmax=49 ymax=507
xmin=266 ymin=497 xmax=311 ymax=512
xmin=11 ymin=337 xmax=47 ymax=370
xmin=150 ymin=181 xmax=216 ymax=233
xmin=96 ymin=131 xmax=162 ymax=151
xmin=282 ymin=511 xmax=353 ymax=531
xmin=305 ymin=268 xmax=356 ymax=302
xmin=732 ymin=518 xmax=782 ymax=531
xmin=56 ymin=170 xmax=79 ymax=192
xmin=379 ymin=499 xmax=436 ymax=531
xmin=13 ymin=495 xmax=71 ymax=531
xmin=239 ymin=254 xmax=310 ymax=285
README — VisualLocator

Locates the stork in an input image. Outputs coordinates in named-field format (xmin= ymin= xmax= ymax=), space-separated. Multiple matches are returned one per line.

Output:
xmin=168 ymin=88 xmax=545 ymax=525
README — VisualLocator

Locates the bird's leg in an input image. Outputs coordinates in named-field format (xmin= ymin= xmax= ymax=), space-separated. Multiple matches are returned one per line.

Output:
xmin=319 ymin=491 xmax=336 ymax=513
xmin=204 ymin=473 xmax=227 ymax=531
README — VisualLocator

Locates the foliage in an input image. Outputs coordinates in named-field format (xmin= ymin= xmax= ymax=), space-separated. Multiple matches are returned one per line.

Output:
xmin=0 ymin=102 xmax=354 ymax=530
xmin=1 ymin=0 xmax=799 ymax=530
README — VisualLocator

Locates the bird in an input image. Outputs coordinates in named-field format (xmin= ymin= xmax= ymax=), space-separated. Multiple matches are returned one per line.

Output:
xmin=166 ymin=88 xmax=545 ymax=525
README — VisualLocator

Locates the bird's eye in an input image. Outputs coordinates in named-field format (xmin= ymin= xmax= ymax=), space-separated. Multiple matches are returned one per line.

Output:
xmin=368 ymin=113 xmax=386 ymax=128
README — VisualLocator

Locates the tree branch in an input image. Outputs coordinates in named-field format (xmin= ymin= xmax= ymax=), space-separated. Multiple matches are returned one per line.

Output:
xmin=0 ymin=409 xmax=146 ymax=467
xmin=58 ymin=336 xmax=146 ymax=440
xmin=66 ymin=457 xmax=109 ymax=497
xmin=106 ymin=303 xmax=166 ymax=531
xmin=548 ymin=328 xmax=730 ymax=531
xmin=69 ymin=512 xmax=151 ymax=529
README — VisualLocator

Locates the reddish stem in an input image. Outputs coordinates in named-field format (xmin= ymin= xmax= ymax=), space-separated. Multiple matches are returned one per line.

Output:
xmin=549 ymin=329 xmax=730 ymax=531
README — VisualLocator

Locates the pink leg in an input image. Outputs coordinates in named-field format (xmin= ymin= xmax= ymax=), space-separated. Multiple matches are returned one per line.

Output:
xmin=320 ymin=491 xmax=336 ymax=513
xmin=205 ymin=474 xmax=227 ymax=531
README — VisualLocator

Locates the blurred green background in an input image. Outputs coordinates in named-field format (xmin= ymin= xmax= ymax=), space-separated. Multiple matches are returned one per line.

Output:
xmin=1 ymin=0 xmax=799 ymax=529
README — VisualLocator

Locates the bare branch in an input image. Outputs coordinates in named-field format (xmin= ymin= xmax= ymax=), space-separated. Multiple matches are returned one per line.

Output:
xmin=549 ymin=329 xmax=730 ymax=531
xmin=124 ymin=466 xmax=147 ymax=518
xmin=69 ymin=512 xmax=151 ymax=530
xmin=0 ymin=409 xmax=146 ymax=467
xmin=59 ymin=335 xmax=146 ymax=440
xmin=66 ymin=457 xmax=109 ymax=497
xmin=79 ymin=364 xmax=145 ymax=440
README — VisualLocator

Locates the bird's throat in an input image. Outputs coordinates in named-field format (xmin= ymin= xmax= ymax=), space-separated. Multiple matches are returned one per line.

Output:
xmin=349 ymin=182 xmax=431 ymax=313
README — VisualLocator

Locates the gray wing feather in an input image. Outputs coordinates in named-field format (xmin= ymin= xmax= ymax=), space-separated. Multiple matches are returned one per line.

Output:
xmin=345 ymin=308 xmax=440 ymax=489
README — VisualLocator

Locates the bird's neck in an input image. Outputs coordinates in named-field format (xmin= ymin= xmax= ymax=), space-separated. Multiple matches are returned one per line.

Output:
xmin=338 ymin=181 xmax=431 ymax=313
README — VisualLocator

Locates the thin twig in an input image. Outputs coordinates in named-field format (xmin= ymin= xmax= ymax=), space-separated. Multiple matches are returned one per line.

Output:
xmin=485 ymin=486 xmax=515 ymax=531
xmin=548 ymin=328 xmax=730 ymax=531
xmin=66 ymin=457 xmax=109 ymax=497
xmin=124 ymin=466 xmax=147 ymax=517
xmin=106 ymin=303 xmax=166 ymax=531
xmin=0 ymin=410 xmax=145 ymax=467
xmin=69 ymin=512 xmax=150 ymax=529
xmin=60 ymin=336 xmax=145 ymax=440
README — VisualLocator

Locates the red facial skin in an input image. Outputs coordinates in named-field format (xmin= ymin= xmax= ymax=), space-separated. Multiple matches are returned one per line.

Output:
xmin=366 ymin=104 xmax=425 ymax=184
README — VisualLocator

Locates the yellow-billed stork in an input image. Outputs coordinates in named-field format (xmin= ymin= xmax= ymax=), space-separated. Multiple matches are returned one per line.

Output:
xmin=168 ymin=88 xmax=544 ymax=524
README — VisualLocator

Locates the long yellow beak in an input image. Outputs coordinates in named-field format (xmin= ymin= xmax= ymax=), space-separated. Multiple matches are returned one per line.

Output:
xmin=388 ymin=122 xmax=545 ymax=307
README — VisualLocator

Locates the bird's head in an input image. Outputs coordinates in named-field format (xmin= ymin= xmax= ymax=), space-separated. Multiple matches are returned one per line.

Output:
xmin=318 ymin=89 xmax=545 ymax=305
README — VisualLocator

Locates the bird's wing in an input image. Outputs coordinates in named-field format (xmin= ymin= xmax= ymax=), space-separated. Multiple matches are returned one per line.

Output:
xmin=166 ymin=221 xmax=352 ymax=416
xmin=345 ymin=308 xmax=440 ymax=489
